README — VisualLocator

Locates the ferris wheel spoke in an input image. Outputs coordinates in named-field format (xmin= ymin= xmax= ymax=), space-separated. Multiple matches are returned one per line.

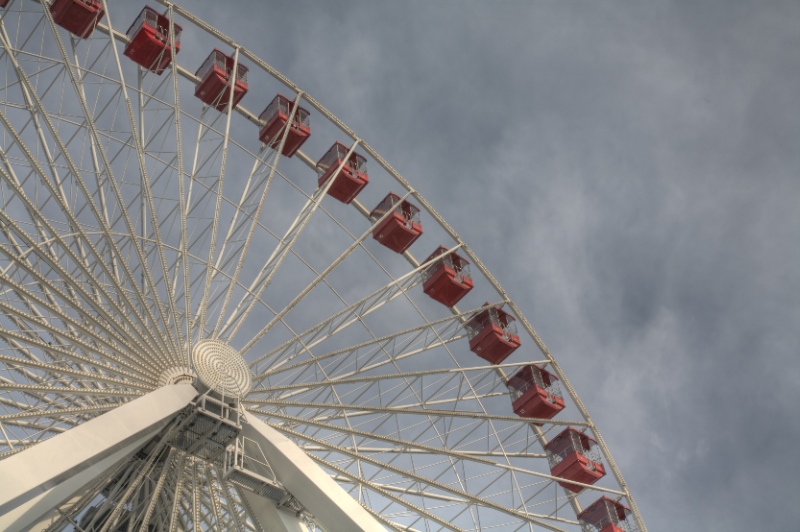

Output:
xmin=160 ymin=6 xmax=193 ymax=367
xmin=0 ymin=300 xmax=155 ymax=382
xmin=245 ymin=400 xmax=578 ymax=432
xmin=196 ymin=45 xmax=242 ymax=339
xmin=0 ymin=204 xmax=157 ymax=364
xmin=271 ymin=421 xmax=566 ymax=532
xmin=243 ymin=245 xmax=453 ymax=362
xmin=325 ymin=447 xmax=547 ymax=462
xmin=207 ymin=147 xmax=276 ymax=332
xmin=0 ymin=326 xmax=157 ymax=387
xmin=333 ymin=469 xmax=581 ymax=531
xmin=189 ymin=458 xmax=200 ymax=530
xmin=249 ymin=407 xmax=545 ymax=473
xmin=38 ymin=461 xmax=126 ymax=532
xmin=40 ymin=3 xmax=183 ymax=364
xmin=0 ymin=382 xmax=142 ymax=399
xmin=200 ymin=462 xmax=223 ymax=529
xmin=0 ymin=421 xmax=67 ymax=447
xmin=184 ymin=108 xmax=227 ymax=337
xmin=234 ymin=190 xmax=417 ymax=359
xmin=0 ymin=361 xmax=109 ymax=418
xmin=0 ymin=59 xmax=174 ymax=365
xmin=167 ymin=453 xmax=186 ymax=531
xmin=0 ymin=247 xmax=156 ymax=365
xmin=0 ymin=265 xmax=161 ymax=379
xmin=0 ymin=380 xmax=100 ymax=424
xmin=249 ymin=361 xmax=512 ymax=396
xmin=211 ymin=93 xmax=306 ymax=338
xmin=0 ymin=89 xmax=163 ymax=360
xmin=98 ymin=449 xmax=169 ymax=532
xmin=0 ymin=256 xmax=110 ymax=357
xmin=221 ymin=141 xmax=363 ymax=344
xmin=0 ymin=351 xmax=150 ymax=389
xmin=207 ymin=470 xmax=241 ymax=531
xmin=321 ymin=457 xmax=466 ymax=532
xmin=250 ymin=306 xmax=475 ymax=384
xmin=0 ymin=403 xmax=120 ymax=424
xmin=94 ymin=4 xmax=189 ymax=361
xmin=252 ymin=304 xmax=511 ymax=404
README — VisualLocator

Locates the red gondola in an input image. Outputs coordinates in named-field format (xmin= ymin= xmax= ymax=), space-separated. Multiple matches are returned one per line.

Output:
xmin=421 ymin=246 xmax=473 ymax=307
xmin=50 ymin=0 xmax=104 ymax=39
xmin=258 ymin=94 xmax=311 ymax=158
xmin=370 ymin=193 xmax=423 ymax=253
xmin=194 ymin=49 xmax=249 ymax=112
xmin=123 ymin=6 xmax=182 ymax=75
xmin=315 ymin=142 xmax=368 ymax=204
xmin=544 ymin=427 xmax=605 ymax=493
xmin=505 ymin=364 xmax=565 ymax=421
xmin=464 ymin=304 xmax=521 ymax=364
xmin=578 ymin=497 xmax=635 ymax=532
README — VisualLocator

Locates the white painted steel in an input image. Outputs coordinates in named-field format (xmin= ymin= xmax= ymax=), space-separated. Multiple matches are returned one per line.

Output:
xmin=0 ymin=1 xmax=645 ymax=530
xmin=238 ymin=487 xmax=310 ymax=532
xmin=0 ymin=383 xmax=197 ymax=531
xmin=242 ymin=410 xmax=383 ymax=532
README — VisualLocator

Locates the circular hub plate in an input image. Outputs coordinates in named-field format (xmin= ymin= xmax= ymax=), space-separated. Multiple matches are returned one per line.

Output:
xmin=192 ymin=340 xmax=252 ymax=398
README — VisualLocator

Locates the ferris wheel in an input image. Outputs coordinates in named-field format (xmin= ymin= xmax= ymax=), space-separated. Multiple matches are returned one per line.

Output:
xmin=0 ymin=1 xmax=647 ymax=531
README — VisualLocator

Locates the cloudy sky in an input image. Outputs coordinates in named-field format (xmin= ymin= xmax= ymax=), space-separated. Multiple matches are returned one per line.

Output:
xmin=170 ymin=1 xmax=798 ymax=529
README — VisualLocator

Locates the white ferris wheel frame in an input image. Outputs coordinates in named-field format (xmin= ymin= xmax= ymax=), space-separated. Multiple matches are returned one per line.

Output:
xmin=0 ymin=0 xmax=646 ymax=530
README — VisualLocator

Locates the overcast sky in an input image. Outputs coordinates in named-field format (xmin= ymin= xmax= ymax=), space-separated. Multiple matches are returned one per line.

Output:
xmin=175 ymin=1 xmax=799 ymax=529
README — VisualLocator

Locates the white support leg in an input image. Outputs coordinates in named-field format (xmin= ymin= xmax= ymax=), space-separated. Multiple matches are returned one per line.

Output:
xmin=0 ymin=383 xmax=198 ymax=532
xmin=238 ymin=488 xmax=309 ymax=532
xmin=241 ymin=410 xmax=383 ymax=532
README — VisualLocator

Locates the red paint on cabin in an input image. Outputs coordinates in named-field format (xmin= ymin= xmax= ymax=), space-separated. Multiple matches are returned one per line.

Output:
xmin=544 ymin=427 xmax=606 ymax=493
xmin=465 ymin=304 xmax=521 ymax=364
xmin=506 ymin=364 xmax=565 ymax=422
xmin=370 ymin=193 xmax=423 ymax=253
xmin=194 ymin=49 xmax=249 ymax=112
xmin=578 ymin=497 xmax=634 ymax=532
xmin=123 ymin=6 xmax=181 ymax=74
xmin=421 ymin=246 xmax=474 ymax=307
xmin=50 ymin=0 xmax=104 ymax=39
xmin=315 ymin=142 xmax=368 ymax=204
xmin=258 ymin=94 xmax=310 ymax=157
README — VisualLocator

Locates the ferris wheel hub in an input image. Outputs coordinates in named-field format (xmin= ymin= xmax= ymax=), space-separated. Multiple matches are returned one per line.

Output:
xmin=192 ymin=340 xmax=252 ymax=398
xmin=157 ymin=366 xmax=196 ymax=388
